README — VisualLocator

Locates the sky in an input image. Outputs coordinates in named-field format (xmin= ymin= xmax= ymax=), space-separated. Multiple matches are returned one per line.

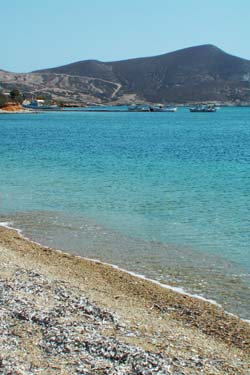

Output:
xmin=1 ymin=0 xmax=250 ymax=72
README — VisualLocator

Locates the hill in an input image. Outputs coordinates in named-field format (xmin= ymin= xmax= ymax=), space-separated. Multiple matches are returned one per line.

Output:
xmin=1 ymin=44 xmax=250 ymax=104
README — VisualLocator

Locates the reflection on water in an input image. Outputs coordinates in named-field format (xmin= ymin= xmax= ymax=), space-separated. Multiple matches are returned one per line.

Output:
xmin=1 ymin=210 xmax=249 ymax=320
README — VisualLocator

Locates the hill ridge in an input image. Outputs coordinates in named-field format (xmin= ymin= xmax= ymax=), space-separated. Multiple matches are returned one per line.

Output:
xmin=1 ymin=44 xmax=250 ymax=105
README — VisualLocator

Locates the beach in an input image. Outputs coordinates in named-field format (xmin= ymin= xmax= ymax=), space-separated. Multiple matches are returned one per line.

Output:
xmin=0 ymin=225 xmax=249 ymax=374
xmin=0 ymin=103 xmax=31 ymax=113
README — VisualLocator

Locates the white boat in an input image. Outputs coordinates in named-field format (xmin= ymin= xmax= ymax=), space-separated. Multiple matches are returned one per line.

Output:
xmin=164 ymin=107 xmax=177 ymax=112
xmin=128 ymin=104 xmax=177 ymax=112
xmin=189 ymin=104 xmax=217 ymax=112
xmin=128 ymin=104 xmax=149 ymax=112
xmin=149 ymin=105 xmax=177 ymax=112
xmin=22 ymin=99 xmax=59 ymax=110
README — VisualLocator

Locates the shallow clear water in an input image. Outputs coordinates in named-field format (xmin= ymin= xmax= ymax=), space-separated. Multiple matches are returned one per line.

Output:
xmin=0 ymin=108 xmax=249 ymax=318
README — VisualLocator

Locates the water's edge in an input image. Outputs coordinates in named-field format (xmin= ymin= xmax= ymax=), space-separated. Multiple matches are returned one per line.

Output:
xmin=1 ymin=221 xmax=249 ymax=324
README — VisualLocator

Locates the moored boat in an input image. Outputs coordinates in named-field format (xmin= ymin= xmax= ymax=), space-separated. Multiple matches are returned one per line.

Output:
xmin=22 ymin=99 xmax=59 ymax=110
xmin=128 ymin=104 xmax=149 ymax=112
xmin=189 ymin=104 xmax=217 ymax=112
xmin=128 ymin=104 xmax=178 ymax=112
xmin=163 ymin=107 xmax=177 ymax=112
xmin=149 ymin=105 xmax=177 ymax=112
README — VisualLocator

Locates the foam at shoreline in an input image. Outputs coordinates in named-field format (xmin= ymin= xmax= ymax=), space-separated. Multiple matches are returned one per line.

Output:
xmin=1 ymin=220 xmax=249 ymax=324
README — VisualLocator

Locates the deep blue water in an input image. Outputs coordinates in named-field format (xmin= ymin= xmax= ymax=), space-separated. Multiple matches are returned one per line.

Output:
xmin=0 ymin=107 xmax=249 ymax=318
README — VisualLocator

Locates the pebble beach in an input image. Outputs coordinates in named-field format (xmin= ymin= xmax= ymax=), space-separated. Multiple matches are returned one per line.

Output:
xmin=0 ymin=226 xmax=249 ymax=374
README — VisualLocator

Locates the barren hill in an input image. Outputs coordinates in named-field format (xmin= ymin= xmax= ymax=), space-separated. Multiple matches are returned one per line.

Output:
xmin=1 ymin=44 xmax=250 ymax=104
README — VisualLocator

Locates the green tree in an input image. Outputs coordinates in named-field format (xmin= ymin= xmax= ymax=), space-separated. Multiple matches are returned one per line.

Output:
xmin=10 ymin=88 xmax=23 ymax=103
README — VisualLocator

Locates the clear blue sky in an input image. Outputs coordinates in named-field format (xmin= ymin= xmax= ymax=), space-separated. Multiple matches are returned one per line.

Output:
xmin=2 ymin=0 xmax=250 ymax=72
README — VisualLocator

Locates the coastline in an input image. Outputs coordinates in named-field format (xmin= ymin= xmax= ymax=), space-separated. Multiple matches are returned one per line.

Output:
xmin=0 ymin=222 xmax=222 ymax=308
xmin=0 ymin=108 xmax=34 ymax=114
xmin=1 ymin=221 xmax=248 ymax=321
xmin=0 ymin=225 xmax=249 ymax=374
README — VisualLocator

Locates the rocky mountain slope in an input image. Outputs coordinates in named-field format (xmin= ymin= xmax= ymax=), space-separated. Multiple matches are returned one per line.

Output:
xmin=1 ymin=44 xmax=250 ymax=104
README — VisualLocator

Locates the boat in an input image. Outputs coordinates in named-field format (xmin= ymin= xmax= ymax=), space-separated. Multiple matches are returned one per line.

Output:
xmin=189 ymin=104 xmax=217 ymax=112
xmin=128 ymin=104 xmax=177 ymax=112
xmin=128 ymin=104 xmax=149 ymax=112
xmin=163 ymin=107 xmax=177 ymax=112
xmin=22 ymin=99 xmax=59 ymax=110
xmin=149 ymin=105 xmax=177 ymax=112
xmin=149 ymin=105 xmax=163 ymax=112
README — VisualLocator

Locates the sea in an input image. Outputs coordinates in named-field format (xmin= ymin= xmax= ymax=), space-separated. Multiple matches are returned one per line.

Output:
xmin=0 ymin=107 xmax=249 ymax=320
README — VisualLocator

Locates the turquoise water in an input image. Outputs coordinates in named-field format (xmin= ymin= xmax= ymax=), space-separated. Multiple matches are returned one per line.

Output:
xmin=0 ymin=108 xmax=249 ymax=318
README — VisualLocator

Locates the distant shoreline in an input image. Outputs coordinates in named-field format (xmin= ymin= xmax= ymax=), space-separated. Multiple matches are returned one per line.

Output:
xmin=2 ymin=104 xmax=250 ymax=114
